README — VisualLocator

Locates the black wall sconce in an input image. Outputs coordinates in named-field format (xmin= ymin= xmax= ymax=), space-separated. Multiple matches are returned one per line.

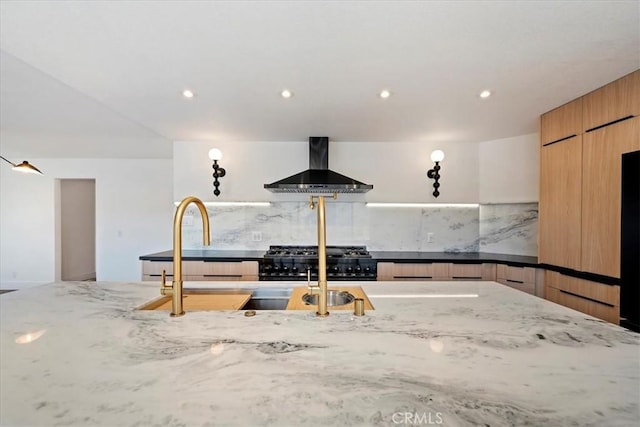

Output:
xmin=0 ymin=155 xmax=43 ymax=175
xmin=426 ymin=150 xmax=444 ymax=198
xmin=208 ymin=148 xmax=226 ymax=197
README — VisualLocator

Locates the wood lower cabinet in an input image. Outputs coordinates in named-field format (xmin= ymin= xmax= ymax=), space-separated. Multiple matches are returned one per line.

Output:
xmin=539 ymin=135 xmax=583 ymax=270
xmin=581 ymin=116 xmax=640 ymax=278
xmin=377 ymin=262 xmax=495 ymax=281
xmin=449 ymin=263 xmax=496 ymax=280
xmin=545 ymin=271 xmax=620 ymax=324
xmin=496 ymin=264 xmax=537 ymax=295
xmin=142 ymin=260 xmax=259 ymax=281
xmin=377 ymin=262 xmax=449 ymax=281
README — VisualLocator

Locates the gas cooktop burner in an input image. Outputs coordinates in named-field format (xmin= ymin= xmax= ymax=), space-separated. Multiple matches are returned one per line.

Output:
xmin=264 ymin=245 xmax=371 ymax=259
xmin=260 ymin=245 xmax=377 ymax=281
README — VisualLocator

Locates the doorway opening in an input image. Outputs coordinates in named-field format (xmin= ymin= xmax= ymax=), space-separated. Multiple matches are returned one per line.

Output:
xmin=55 ymin=179 xmax=96 ymax=281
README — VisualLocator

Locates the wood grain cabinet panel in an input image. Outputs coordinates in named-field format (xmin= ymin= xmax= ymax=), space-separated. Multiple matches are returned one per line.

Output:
xmin=377 ymin=262 xmax=449 ymax=281
xmin=449 ymin=263 xmax=483 ymax=279
xmin=142 ymin=261 xmax=173 ymax=277
xmin=545 ymin=271 xmax=620 ymax=324
xmin=581 ymin=117 xmax=640 ymax=278
xmin=496 ymin=264 xmax=537 ymax=295
xmin=539 ymin=136 xmax=582 ymax=270
xmin=583 ymin=70 xmax=640 ymax=131
xmin=540 ymin=97 xmax=583 ymax=145
xmin=142 ymin=260 xmax=259 ymax=281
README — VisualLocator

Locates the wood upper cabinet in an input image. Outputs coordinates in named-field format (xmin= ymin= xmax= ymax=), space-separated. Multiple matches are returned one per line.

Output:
xmin=581 ymin=116 xmax=640 ymax=278
xmin=539 ymin=135 xmax=583 ymax=270
xmin=540 ymin=97 xmax=583 ymax=146
xmin=583 ymin=70 xmax=640 ymax=131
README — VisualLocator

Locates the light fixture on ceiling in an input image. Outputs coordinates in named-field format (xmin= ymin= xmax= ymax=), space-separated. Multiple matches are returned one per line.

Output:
xmin=182 ymin=89 xmax=195 ymax=98
xmin=0 ymin=155 xmax=43 ymax=175
xmin=479 ymin=90 xmax=491 ymax=99
xmin=426 ymin=150 xmax=445 ymax=198
xmin=379 ymin=90 xmax=391 ymax=99
xmin=280 ymin=89 xmax=293 ymax=99
xmin=208 ymin=148 xmax=226 ymax=197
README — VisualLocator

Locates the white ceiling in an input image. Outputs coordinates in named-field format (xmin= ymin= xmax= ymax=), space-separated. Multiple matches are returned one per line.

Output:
xmin=1 ymin=1 xmax=638 ymax=159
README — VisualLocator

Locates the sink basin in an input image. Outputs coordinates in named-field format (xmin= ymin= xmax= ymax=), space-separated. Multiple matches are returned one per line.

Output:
xmin=240 ymin=287 xmax=293 ymax=310
xmin=137 ymin=288 xmax=293 ymax=311
xmin=302 ymin=290 xmax=355 ymax=307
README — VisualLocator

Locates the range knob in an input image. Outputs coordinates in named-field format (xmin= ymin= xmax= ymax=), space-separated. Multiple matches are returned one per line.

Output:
xmin=291 ymin=265 xmax=299 ymax=273
xmin=264 ymin=265 xmax=273 ymax=273
xmin=355 ymin=265 xmax=362 ymax=273
xmin=273 ymin=265 xmax=281 ymax=273
xmin=282 ymin=265 xmax=290 ymax=273
xmin=364 ymin=266 xmax=371 ymax=274
xmin=346 ymin=266 xmax=353 ymax=274
xmin=331 ymin=265 xmax=340 ymax=273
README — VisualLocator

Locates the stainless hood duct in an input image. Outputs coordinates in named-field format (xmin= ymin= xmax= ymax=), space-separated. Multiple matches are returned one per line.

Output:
xmin=264 ymin=137 xmax=373 ymax=193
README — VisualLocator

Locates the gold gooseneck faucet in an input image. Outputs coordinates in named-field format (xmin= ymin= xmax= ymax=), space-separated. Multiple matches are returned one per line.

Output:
xmin=161 ymin=196 xmax=211 ymax=317
xmin=309 ymin=193 xmax=337 ymax=317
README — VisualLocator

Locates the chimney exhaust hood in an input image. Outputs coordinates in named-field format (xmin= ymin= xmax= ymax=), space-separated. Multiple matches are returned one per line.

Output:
xmin=264 ymin=137 xmax=373 ymax=194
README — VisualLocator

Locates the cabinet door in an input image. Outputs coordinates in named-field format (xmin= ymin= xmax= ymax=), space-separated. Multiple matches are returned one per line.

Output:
xmin=540 ymin=97 xmax=583 ymax=145
xmin=377 ymin=262 xmax=449 ymax=281
xmin=539 ymin=136 xmax=582 ymax=270
xmin=545 ymin=271 xmax=620 ymax=324
xmin=582 ymin=117 xmax=640 ymax=278
xmin=449 ymin=264 xmax=483 ymax=279
xmin=583 ymin=70 xmax=640 ymax=131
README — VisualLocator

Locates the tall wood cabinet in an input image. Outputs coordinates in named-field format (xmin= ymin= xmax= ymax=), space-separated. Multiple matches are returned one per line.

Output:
xmin=539 ymin=69 xmax=639 ymax=324
xmin=582 ymin=117 xmax=640 ymax=277
xmin=540 ymin=69 xmax=640 ymax=278
xmin=539 ymin=134 xmax=582 ymax=270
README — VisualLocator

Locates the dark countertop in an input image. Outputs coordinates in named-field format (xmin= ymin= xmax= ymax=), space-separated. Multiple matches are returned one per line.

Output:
xmin=370 ymin=251 xmax=538 ymax=267
xmin=139 ymin=249 xmax=265 ymax=262
xmin=140 ymin=249 xmax=538 ymax=267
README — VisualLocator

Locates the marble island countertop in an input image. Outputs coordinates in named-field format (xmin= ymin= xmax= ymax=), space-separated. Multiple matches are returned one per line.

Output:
xmin=1 ymin=280 xmax=638 ymax=426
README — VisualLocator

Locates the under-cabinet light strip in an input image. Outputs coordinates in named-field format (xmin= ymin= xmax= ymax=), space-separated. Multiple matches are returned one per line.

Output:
xmin=366 ymin=203 xmax=480 ymax=208
xmin=174 ymin=201 xmax=271 ymax=207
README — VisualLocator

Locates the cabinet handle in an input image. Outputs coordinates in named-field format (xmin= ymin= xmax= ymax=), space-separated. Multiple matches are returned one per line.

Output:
xmin=558 ymin=289 xmax=615 ymax=307
xmin=506 ymin=279 xmax=524 ymax=284
xmin=453 ymin=276 xmax=482 ymax=279
xmin=585 ymin=115 xmax=634 ymax=133
xmin=542 ymin=134 xmax=577 ymax=147
xmin=203 ymin=274 xmax=243 ymax=278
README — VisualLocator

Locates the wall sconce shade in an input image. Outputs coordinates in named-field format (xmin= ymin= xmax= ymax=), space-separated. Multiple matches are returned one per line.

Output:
xmin=208 ymin=148 xmax=226 ymax=197
xmin=427 ymin=150 xmax=444 ymax=198
xmin=0 ymin=156 xmax=43 ymax=175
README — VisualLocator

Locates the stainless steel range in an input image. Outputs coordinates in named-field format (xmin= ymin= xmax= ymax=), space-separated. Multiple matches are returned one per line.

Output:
xmin=259 ymin=245 xmax=377 ymax=281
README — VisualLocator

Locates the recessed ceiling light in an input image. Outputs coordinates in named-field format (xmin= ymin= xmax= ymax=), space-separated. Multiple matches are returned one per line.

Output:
xmin=281 ymin=89 xmax=293 ymax=99
xmin=479 ymin=90 xmax=491 ymax=99
xmin=182 ymin=89 xmax=195 ymax=98
xmin=379 ymin=90 xmax=391 ymax=99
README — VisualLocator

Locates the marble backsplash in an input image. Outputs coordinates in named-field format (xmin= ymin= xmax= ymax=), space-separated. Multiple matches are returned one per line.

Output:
xmin=182 ymin=202 xmax=538 ymax=256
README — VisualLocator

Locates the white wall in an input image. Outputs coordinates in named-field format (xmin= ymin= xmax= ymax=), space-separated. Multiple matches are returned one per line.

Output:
xmin=0 ymin=158 xmax=173 ymax=288
xmin=174 ymin=140 xmax=479 ymax=203
xmin=478 ymin=133 xmax=539 ymax=203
